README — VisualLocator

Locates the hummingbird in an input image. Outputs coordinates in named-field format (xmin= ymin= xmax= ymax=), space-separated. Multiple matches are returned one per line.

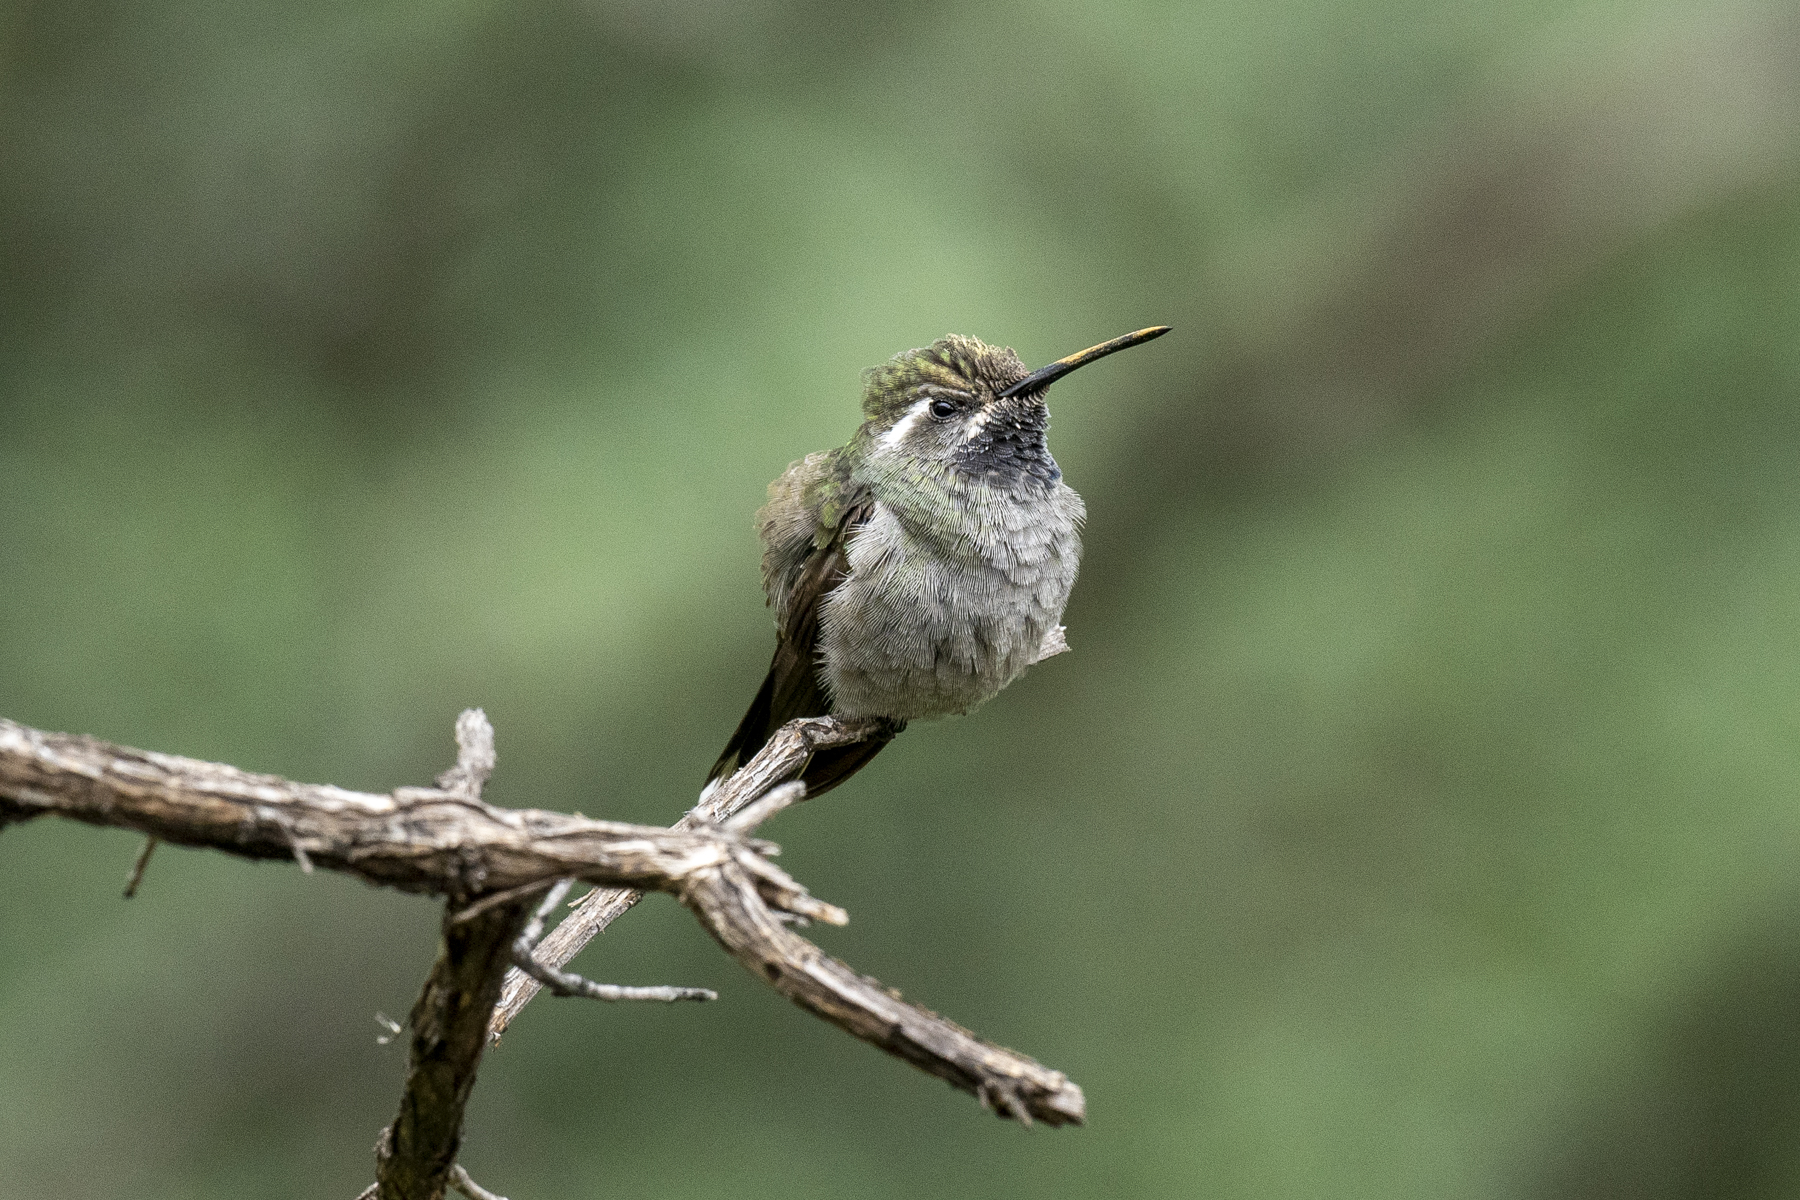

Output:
xmin=708 ymin=326 xmax=1171 ymax=797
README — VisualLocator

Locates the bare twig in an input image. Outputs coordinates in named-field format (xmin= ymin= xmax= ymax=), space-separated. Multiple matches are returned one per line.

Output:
xmin=510 ymin=879 xmax=715 ymax=1003
xmin=122 ymin=835 xmax=158 ymax=898
xmin=489 ymin=716 xmax=885 ymax=1038
xmin=722 ymin=780 xmax=807 ymax=834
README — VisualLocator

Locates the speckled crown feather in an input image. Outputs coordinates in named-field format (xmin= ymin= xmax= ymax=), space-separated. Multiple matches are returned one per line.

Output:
xmin=859 ymin=335 xmax=1030 ymax=423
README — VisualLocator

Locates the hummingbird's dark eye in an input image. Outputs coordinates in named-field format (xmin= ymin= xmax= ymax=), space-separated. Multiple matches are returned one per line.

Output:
xmin=927 ymin=398 xmax=959 ymax=421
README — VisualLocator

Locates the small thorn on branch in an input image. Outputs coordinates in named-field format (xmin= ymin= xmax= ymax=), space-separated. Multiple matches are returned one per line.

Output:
xmin=436 ymin=708 xmax=496 ymax=799
xmin=122 ymin=835 xmax=158 ymax=898
xmin=256 ymin=807 xmax=313 ymax=873
xmin=448 ymin=879 xmax=560 ymax=926
xmin=449 ymin=1163 xmax=511 ymax=1200
xmin=511 ymin=880 xmax=716 ymax=1004
xmin=978 ymin=1081 xmax=1035 ymax=1127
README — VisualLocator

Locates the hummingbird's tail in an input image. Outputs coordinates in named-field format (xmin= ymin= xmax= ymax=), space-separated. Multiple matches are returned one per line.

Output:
xmin=707 ymin=670 xmax=781 ymax=786
xmin=707 ymin=666 xmax=901 ymax=799
xmin=790 ymin=732 xmax=898 ymax=798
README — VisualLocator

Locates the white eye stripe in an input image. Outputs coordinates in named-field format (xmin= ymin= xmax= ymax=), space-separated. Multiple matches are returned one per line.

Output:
xmin=878 ymin=397 xmax=933 ymax=451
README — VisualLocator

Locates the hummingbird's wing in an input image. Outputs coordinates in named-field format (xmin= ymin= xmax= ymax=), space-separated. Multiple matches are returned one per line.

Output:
xmin=707 ymin=457 xmax=897 ymax=796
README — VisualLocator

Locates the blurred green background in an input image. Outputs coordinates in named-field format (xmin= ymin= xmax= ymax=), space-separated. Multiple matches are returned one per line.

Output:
xmin=6 ymin=0 xmax=1800 ymax=1196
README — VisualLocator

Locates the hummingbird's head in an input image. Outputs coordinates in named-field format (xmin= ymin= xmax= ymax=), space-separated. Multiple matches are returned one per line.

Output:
xmin=859 ymin=334 xmax=1037 ymax=478
xmin=857 ymin=327 xmax=1170 ymax=487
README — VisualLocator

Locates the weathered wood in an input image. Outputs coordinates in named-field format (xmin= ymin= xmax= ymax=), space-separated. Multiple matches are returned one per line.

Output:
xmin=679 ymin=851 xmax=1085 ymax=1126
xmin=0 ymin=709 xmax=1086 ymax=1194
xmin=489 ymin=716 xmax=885 ymax=1036
xmin=376 ymin=901 xmax=529 ymax=1200
xmin=0 ymin=718 xmax=756 ymax=899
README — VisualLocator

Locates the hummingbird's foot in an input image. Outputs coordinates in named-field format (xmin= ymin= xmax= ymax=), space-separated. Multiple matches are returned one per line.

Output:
xmin=819 ymin=715 xmax=906 ymax=743
xmin=510 ymin=878 xmax=717 ymax=1003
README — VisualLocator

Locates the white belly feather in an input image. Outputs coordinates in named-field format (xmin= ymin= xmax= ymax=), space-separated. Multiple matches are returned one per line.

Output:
xmin=818 ymin=487 xmax=1083 ymax=720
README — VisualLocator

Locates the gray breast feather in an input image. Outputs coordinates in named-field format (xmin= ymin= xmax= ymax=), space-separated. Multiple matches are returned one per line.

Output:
xmin=819 ymin=487 xmax=1083 ymax=720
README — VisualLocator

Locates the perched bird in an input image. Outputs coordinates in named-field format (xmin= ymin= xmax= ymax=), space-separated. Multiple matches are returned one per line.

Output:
xmin=709 ymin=326 xmax=1170 ymax=796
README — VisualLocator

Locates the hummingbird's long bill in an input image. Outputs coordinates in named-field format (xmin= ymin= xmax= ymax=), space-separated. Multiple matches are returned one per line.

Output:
xmin=996 ymin=325 xmax=1171 ymax=399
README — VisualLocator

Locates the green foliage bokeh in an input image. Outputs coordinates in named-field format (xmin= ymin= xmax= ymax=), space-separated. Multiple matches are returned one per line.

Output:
xmin=6 ymin=1 xmax=1800 ymax=1196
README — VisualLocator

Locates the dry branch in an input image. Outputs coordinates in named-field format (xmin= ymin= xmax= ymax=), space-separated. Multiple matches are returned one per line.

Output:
xmin=0 ymin=717 xmax=764 ymax=900
xmin=682 ymin=848 xmax=1087 ymax=1127
xmin=371 ymin=712 xmax=530 ymax=1199
xmin=0 ymin=714 xmax=1087 ymax=1144
xmin=489 ymin=716 xmax=882 ymax=1035
xmin=375 ymin=898 xmax=527 ymax=1198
